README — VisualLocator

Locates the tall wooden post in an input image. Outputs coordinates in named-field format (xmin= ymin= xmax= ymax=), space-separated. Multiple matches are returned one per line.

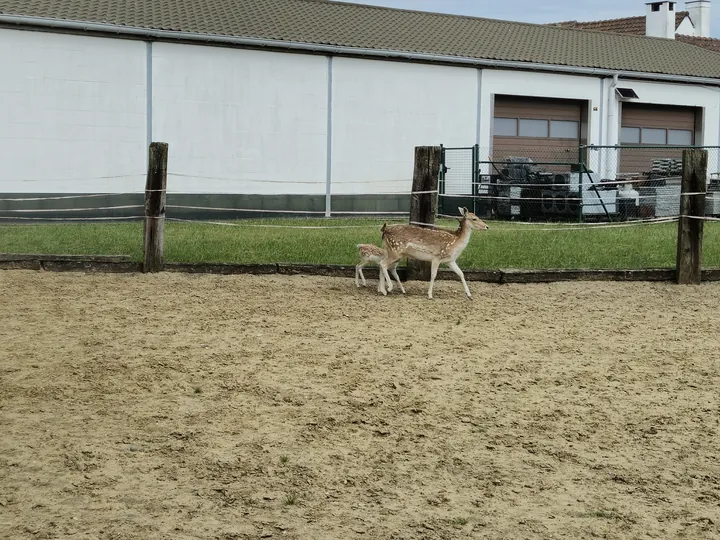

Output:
xmin=143 ymin=142 xmax=168 ymax=273
xmin=407 ymin=146 xmax=442 ymax=281
xmin=676 ymin=148 xmax=707 ymax=285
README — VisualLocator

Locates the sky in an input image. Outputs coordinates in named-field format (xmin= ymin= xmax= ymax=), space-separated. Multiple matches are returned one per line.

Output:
xmin=336 ymin=0 xmax=720 ymax=38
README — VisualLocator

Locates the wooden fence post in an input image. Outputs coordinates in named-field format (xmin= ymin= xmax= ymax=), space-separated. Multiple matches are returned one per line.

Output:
xmin=676 ymin=148 xmax=707 ymax=285
xmin=407 ymin=145 xmax=442 ymax=281
xmin=143 ymin=142 xmax=168 ymax=273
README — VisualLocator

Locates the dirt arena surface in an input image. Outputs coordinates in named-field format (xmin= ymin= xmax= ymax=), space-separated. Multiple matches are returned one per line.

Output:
xmin=1 ymin=270 xmax=719 ymax=540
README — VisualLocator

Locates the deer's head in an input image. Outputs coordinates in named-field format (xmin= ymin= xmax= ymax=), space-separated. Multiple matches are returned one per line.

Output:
xmin=458 ymin=207 xmax=489 ymax=230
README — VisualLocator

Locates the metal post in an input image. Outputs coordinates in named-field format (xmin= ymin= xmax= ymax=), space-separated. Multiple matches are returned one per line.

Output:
xmin=472 ymin=144 xmax=480 ymax=215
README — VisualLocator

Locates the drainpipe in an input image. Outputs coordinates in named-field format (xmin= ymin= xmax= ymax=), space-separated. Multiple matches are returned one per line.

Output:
xmin=603 ymin=74 xmax=620 ymax=180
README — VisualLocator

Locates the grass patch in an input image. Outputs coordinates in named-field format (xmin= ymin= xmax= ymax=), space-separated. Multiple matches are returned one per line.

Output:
xmin=1 ymin=218 xmax=719 ymax=269
xmin=452 ymin=517 xmax=469 ymax=527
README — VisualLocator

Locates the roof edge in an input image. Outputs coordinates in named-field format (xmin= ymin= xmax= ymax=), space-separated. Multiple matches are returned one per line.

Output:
xmin=1 ymin=14 xmax=719 ymax=86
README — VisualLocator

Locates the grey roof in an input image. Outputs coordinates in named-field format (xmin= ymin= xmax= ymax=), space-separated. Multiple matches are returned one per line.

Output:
xmin=2 ymin=0 xmax=720 ymax=79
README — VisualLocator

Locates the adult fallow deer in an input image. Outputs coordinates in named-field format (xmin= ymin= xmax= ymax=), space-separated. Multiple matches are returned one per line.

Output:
xmin=378 ymin=207 xmax=489 ymax=300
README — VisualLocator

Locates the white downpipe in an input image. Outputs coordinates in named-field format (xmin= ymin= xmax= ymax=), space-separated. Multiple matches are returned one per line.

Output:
xmin=603 ymin=74 xmax=620 ymax=180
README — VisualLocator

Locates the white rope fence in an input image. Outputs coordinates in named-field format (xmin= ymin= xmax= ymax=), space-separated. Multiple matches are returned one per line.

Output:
xmin=1 ymin=171 xmax=719 ymax=230
xmin=6 ymin=212 xmax=720 ymax=229
xmin=10 ymin=173 xmax=146 ymax=183
xmin=167 ymin=172 xmax=415 ymax=185
xmin=0 ymin=215 xmax=146 ymax=221
xmin=0 ymin=205 xmax=143 ymax=213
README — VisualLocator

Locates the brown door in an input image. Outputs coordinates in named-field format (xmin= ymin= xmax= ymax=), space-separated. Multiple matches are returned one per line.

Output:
xmin=619 ymin=103 xmax=697 ymax=177
xmin=492 ymin=96 xmax=583 ymax=167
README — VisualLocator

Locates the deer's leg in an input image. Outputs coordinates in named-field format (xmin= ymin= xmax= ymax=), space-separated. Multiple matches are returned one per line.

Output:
xmin=448 ymin=261 xmax=472 ymax=300
xmin=356 ymin=262 xmax=367 ymax=287
xmin=389 ymin=262 xmax=405 ymax=294
xmin=377 ymin=259 xmax=388 ymax=295
xmin=379 ymin=254 xmax=400 ymax=296
xmin=427 ymin=259 xmax=440 ymax=300
xmin=383 ymin=263 xmax=394 ymax=293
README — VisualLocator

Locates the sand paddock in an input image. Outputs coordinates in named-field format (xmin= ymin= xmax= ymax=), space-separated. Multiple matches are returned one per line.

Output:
xmin=1 ymin=270 xmax=719 ymax=539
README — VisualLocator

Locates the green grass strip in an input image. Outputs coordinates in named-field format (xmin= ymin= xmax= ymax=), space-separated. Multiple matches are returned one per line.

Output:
xmin=1 ymin=218 xmax=719 ymax=269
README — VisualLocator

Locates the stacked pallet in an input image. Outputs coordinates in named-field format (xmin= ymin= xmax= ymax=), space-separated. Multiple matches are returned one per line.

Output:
xmin=651 ymin=158 xmax=682 ymax=177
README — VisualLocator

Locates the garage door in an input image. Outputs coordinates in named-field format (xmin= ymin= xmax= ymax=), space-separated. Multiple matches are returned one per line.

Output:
xmin=493 ymin=96 xmax=583 ymax=165
xmin=619 ymin=103 xmax=697 ymax=175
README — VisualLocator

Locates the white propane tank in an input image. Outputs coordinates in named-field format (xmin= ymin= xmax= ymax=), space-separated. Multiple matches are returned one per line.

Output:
xmin=617 ymin=183 xmax=639 ymax=205
xmin=616 ymin=183 xmax=639 ymax=220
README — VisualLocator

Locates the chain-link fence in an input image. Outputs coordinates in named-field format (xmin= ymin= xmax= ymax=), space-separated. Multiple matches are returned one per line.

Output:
xmin=585 ymin=146 xmax=720 ymax=221
xmin=439 ymin=145 xmax=720 ymax=223
xmin=440 ymin=145 xmax=585 ymax=222
xmin=439 ymin=146 xmax=476 ymax=216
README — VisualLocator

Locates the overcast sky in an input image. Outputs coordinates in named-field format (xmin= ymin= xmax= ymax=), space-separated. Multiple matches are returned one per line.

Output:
xmin=336 ymin=0 xmax=720 ymax=38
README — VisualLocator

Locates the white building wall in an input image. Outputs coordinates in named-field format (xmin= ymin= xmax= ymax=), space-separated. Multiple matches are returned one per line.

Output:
xmin=151 ymin=43 xmax=328 ymax=195
xmin=0 ymin=28 xmax=147 ymax=193
xmin=675 ymin=17 xmax=697 ymax=36
xmin=2 ymin=26 xmax=720 ymax=198
xmin=331 ymin=58 xmax=477 ymax=195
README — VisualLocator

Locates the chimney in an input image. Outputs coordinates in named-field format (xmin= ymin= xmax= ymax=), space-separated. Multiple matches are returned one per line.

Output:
xmin=686 ymin=0 xmax=711 ymax=37
xmin=645 ymin=1 xmax=677 ymax=38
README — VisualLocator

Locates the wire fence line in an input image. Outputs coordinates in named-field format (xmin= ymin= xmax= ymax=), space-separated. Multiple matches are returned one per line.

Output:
xmin=0 ymin=193 xmax=697 ymax=230
xmin=0 ymin=187 xmax=709 ymax=204
xmin=0 ymin=145 xmax=716 ymax=282
xmin=168 ymin=172 xmax=415 ymax=186
xmin=10 ymin=173 xmax=146 ymax=183
xmin=0 ymin=215 xmax=147 ymax=221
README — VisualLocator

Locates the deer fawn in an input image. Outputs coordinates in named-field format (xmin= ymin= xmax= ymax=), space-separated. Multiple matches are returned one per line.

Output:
xmin=377 ymin=207 xmax=488 ymax=300
xmin=355 ymin=244 xmax=405 ymax=293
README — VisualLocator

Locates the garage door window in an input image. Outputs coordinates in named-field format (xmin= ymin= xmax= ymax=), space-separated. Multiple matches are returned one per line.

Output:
xmin=519 ymin=119 xmax=549 ymax=137
xmin=621 ymin=127 xmax=694 ymax=146
xmin=621 ymin=127 xmax=641 ymax=144
xmin=494 ymin=118 xmax=518 ymax=136
xmin=495 ymin=117 xmax=579 ymax=139
xmin=549 ymin=121 xmax=579 ymax=139
xmin=641 ymin=128 xmax=667 ymax=144
xmin=668 ymin=129 xmax=693 ymax=145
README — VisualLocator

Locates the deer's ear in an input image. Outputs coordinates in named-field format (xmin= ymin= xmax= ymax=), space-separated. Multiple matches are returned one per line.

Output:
xmin=458 ymin=206 xmax=467 ymax=217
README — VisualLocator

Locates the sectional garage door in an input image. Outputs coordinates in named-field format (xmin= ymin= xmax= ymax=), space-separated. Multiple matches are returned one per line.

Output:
xmin=619 ymin=103 xmax=698 ymax=175
xmin=493 ymin=96 xmax=583 ymax=163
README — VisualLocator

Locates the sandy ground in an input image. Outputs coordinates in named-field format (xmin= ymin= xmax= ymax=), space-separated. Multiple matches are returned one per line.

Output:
xmin=1 ymin=270 xmax=719 ymax=540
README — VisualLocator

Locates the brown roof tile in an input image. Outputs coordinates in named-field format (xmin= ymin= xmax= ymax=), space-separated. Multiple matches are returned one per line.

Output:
xmin=0 ymin=0 xmax=719 ymax=79
xmin=551 ymin=10 xmax=720 ymax=55
xmin=676 ymin=34 xmax=720 ymax=53
xmin=552 ymin=11 xmax=688 ymax=35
